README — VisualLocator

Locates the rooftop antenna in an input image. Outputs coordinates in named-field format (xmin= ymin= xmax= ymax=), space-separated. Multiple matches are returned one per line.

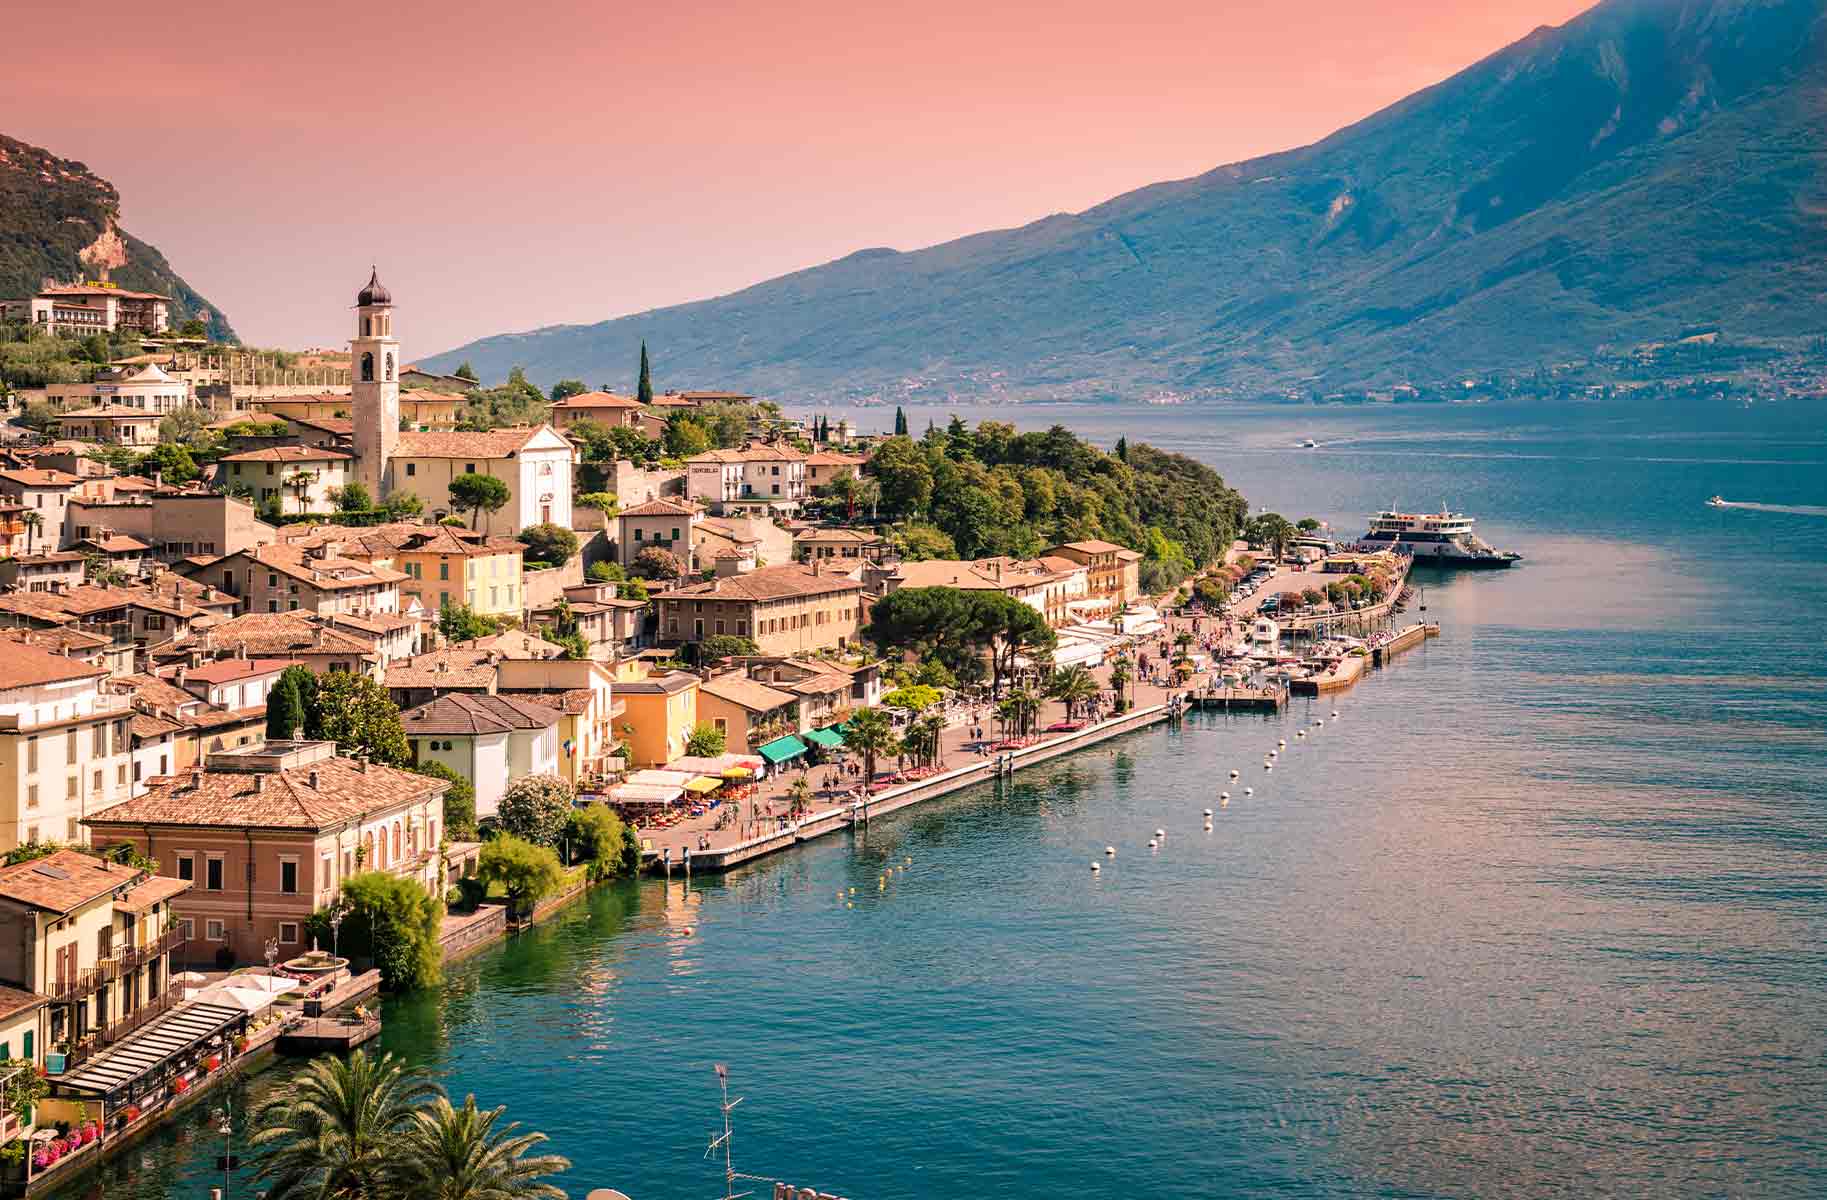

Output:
xmin=705 ymin=1064 xmax=767 ymax=1200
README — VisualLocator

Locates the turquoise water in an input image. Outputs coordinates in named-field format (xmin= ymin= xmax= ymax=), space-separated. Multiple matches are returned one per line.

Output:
xmin=61 ymin=399 xmax=1827 ymax=1199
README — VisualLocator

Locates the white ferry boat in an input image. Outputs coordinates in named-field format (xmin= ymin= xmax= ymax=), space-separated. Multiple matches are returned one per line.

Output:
xmin=1361 ymin=509 xmax=1521 ymax=568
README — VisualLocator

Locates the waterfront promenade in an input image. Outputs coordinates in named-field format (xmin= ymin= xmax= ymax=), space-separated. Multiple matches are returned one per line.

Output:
xmin=638 ymin=610 xmax=1241 ymax=871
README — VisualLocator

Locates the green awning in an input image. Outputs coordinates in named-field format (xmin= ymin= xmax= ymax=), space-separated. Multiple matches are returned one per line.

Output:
xmin=758 ymin=735 xmax=809 ymax=764
xmin=804 ymin=727 xmax=845 ymax=749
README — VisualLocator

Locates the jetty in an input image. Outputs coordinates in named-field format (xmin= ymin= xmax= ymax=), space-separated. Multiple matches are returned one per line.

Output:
xmin=1290 ymin=651 xmax=1366 ymax=695
xmin=1372 ymin=621 xmax=1440 ymax=664
xmin=1187 ymin=686 xmax=1288 ymax=712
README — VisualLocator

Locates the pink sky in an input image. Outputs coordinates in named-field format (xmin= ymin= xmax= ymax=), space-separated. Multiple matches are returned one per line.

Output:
xmin=5 ymin=0 xmax=1592 ymax=357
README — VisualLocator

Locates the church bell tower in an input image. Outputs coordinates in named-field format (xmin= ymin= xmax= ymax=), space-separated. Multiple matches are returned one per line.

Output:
xmin=350 ymin=266 xmax=399 ymax=500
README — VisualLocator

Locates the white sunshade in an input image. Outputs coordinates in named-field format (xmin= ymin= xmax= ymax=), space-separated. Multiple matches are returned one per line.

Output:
xmin=197 ymin=986 xmax=277 ymax=1014
xmin=238 ymin=974 xmax=301 ymax=995
xmin=627 ymin=769 xmax=695 ymax=788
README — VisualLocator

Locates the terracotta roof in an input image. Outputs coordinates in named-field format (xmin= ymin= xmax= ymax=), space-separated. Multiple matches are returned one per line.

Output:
xmin=0 ymin=849 xmax=150 ymax=914
xmin=1055 ymin=540 xmax=1128 ymax=554
xmin=114 ymin=672 xmax=204 ymax=715
xmin=10 ymin=550 xmax=86 ymax=565
xmin=131 ymin=712 xmax=186 ymax=739
xmin=0 ymin=985 xmax=47 ymax=1022
xmin=464 ymin=629 xmax=564 ymax=660
xmin=0 ymin=626 xmax=110 ymax=654
xmin=87 ymin=756 xmax=445 ymax=831
xmin=401 ymin=692 xmax=560 ymax=735
xmin=184 ymin=704 xmax=268 ymax=732
xmin=656 ymin=564 xmax=861 ymax=603
xmin=805 ymin=451 xmax=868 ymax=467
xmin=795 ymin=527 xmax=884 ymax=544
xmin=620 ymin=498 xmax=697 ymax=518
xmin=687 ymin=445 xmax=805 ymax=464
xmin=700 ymin=674 xmax=795 ymax=713
xmin=199 ymin=613 xmax=378 ymax=657
xmin=499 ymin=686 xmax=596 ymax=715
xmin=891 ymin=557 xmax=1076 ymax=592
xmin=115 ymin=874 xmax=192 ymax=912
xmin=386 ymin=648 xmax=499 ymax=691
xmin=552 ymin=391 xmax=642 ymax=410
xmin=287 ymin=415 xmax=355 ymax=435
xmin=0 ymin=641 xmax=110 ymax=689
xmin=75 ymin=534 xmax=154 ymax=553
xmin=0 ymin=468 xmax=81 ymax=488
xmin=218 ymin=445 xmax=354 ymax=463
xmin=615 ymin=670 xmax=699 ymax=695
xmin=230 ymin=543 xmax=407 ymax=589
xmin=182 ymin=657 xmax=296 ymax=685
xmin=395 ymin=427 xmax=557 ymax=458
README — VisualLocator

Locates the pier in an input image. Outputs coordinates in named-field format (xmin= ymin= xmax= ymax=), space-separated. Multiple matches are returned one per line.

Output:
xmin=1187 ymin=686 xmax=1288 ymax=712
xmin=1372 ymin=621 xmax=1440 ymax=664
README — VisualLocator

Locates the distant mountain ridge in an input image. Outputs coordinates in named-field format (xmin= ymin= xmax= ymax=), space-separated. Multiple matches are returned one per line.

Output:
xmin=428 ymin=0 xmax=1827 ymax=399
xmin=0 ymin=133 xmax=235 ymax=340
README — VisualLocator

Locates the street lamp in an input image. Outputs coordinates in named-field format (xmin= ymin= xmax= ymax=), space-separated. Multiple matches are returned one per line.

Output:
xmin=329 ymin=909 xmax=344 ymax=961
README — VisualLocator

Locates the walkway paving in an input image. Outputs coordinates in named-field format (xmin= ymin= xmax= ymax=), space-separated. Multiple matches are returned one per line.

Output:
xmin=637 ymin=609 xmax=1241 ymax=863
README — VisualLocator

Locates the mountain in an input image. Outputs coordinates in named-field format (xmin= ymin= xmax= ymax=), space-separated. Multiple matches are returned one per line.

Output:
xmin=427 ymin=0 xmax=1827 ymax=399
xmin=1 ymin=133 xmax=235 ymax=340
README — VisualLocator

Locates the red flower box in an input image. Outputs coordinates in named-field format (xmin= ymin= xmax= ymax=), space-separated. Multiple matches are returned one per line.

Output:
xmin=205 ymin=1055 xmax=220 ymax=1070
xmin=172 ymin=1077 xmax=190 ymax=1094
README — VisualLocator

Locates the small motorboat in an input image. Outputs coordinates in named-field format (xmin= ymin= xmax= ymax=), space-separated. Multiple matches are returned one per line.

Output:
xmin=1301 ymin=438 xmax=1318 ymax=449
xmin=1706 ymin=495 xmax=1726 ymax=507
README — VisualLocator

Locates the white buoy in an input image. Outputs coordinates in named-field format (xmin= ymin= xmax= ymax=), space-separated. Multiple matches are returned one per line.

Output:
xmin=1090 ymin=862 xmax=1101 ymax=872
xmin=1220 ymin=791 xmax=1230 ymax=801
xmin=1329 ymin=711 xmax=1338 ymax=718
xmin=1105 ymin=845 xmax=1116 ymax=857
xmin=1148 ymin=839 xmax=1158 ymax=849
xmin=1203 ymin=808 xmax=1214 ymax=817
xmin=1220 ymin=796 xmax=1229 ymax=807
xmin=1278 ymin=740 xmax=1287 ymax=748
xmin=1296 ymin=730 xmax=1305 ymax=738
xmin=1229 ymin=769 xmax=1240 ymax=779
xmin=1270 ymin=750 xmax=1278 ymax=759
xmin=1265 ymin=763 xmax=1274 ymax=772
xmin=1315 ymin=720 xmax=1324 ymax=728
xmin=1155 ymin=828 xmax=1166 ymax=838
xmin=1245 ymin=787 xmax=1254 ymax=796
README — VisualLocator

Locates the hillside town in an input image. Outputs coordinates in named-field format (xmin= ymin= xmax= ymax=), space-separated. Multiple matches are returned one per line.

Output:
xmin=0 ymin=270 xmax=1336 ymax=1190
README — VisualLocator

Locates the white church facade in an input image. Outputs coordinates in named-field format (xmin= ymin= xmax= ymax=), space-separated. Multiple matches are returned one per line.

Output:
xmin=346 ymin=269 xmax=573 ymax=534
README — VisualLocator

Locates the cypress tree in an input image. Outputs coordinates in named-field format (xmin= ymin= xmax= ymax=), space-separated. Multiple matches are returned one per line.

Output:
xmin=1115 ymin=435 xmax=1129 ymax=463
xmin=636 ymin=341 xmax=653 ymax=404
xmin=265 ymin=672 xmax=304 ymax=741
xmin=894 ymin=406 xmax=908 ymax=436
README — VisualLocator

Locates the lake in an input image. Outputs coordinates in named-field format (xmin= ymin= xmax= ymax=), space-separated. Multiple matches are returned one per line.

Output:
xmin=62 ymin=397 xmax=1827 ymax=1200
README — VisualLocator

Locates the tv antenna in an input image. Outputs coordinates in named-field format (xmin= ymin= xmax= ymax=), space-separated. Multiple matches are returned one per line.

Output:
xmin=705 ymin=1064 xmax=769 ymax=1200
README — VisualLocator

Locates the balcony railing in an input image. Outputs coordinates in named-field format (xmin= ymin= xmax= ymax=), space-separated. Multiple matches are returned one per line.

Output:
xmin=51 ymin=929 xmax=186 ymax=1001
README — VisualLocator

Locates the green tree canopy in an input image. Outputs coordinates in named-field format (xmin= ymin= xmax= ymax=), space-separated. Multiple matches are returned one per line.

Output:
xmin=137 ymin=442 xmax=198 ymax=485
xmin=478 ymin=835 xmax=564 ymax=916
xmin=315 ymin=872 xmax=443 ymax=990
xmin=685 ymin=721 xmax=727 ymax=757
xmin=410 ymin=759 xmax=477 ymax=839
xmin=518 ymin=522 xmax=579 ymax=567
xmin=881 ymin=684 xmax=943 ymax=714
xmin=698 ymin=634 xmax=758 ymax=662
xmin=312 ymin=672 xmax=410 ymax=765
xmin=662 ymin=413 xmax=711 ymax=457
xmin=549 ymin=379 xmax=587 ymax=402
xmin=449 ymin=473 xmax=510 ymax=527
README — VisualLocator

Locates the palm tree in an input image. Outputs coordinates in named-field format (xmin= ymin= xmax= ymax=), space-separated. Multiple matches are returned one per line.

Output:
xmin=398 ymin=1094 xmax=570 ymax=1200
xmin=284 ymin=469 xmax=316 ymax=515
xmin=249 ymin=1049 xmax=442 ymax=1200
xmin=915 ymin=712 xmax=946 ymax=770
xmin=1107 ymin=657 xmax=1133 ymax=712
xmin=1046 ymin=665 xmax=1100 ymax=722
xmin=788 ymin=774 xmax=812 ymax=818
xmin=843 ymin=706 xmax=898 ymax=791
xmin=20 ymin=510 xmax=41 ymax=555
xmin=998 ymin=686 xmax=1041 ymax=742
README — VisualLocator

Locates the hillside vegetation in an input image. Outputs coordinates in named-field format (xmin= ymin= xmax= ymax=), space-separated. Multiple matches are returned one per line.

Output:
xmin=1 ymin=133 xmax=234 ymax=340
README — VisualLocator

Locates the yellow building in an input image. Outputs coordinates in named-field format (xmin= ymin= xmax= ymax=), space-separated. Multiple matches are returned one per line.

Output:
xmin=274 ymin=522 xmax=524 ymax=619
xmin=249 ymin=389 xmax=462 ymax=431
xmin=0 ymin=848 xmax=190 ymax=1059
xmin=613 ymin=669 xmax=699 ymax=767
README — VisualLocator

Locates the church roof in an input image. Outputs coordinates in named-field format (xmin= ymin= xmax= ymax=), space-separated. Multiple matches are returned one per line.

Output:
xmin=395 ymin=427 xmax=568 ymax=459
xmin=357 ymin=267 xmax=391 ymax=307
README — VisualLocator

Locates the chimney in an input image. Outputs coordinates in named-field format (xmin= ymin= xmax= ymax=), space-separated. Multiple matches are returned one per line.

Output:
xmin=237 ymin=642 xmax=248 ymax=660
xmin=308 ymin=770 xmax=320 ymax=788
xmin=175 ymin=664 xmax=186 ymax=686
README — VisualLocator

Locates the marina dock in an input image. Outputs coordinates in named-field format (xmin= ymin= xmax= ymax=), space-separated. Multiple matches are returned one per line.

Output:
xmin=279 ymin=1012 xmax=382 ymax=1054
xmin=1372 ymin=621 xmax=1440 ymax=664
xmin=1188 ymin=686 xmax=1288 ymax=712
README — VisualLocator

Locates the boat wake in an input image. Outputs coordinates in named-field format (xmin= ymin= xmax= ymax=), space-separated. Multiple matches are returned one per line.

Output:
xmin=1713 ymin=501 xmax=1827 ymax=517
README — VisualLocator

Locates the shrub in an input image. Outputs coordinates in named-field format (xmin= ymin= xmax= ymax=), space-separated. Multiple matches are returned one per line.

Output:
xmin=315 ymin=871 xmax=443 ymax=991
xmin=478 ymin=835 xmax=564 ymax=917
xmin=519 ymin=522 xmax=579 ymax=567
xmin=496 ymin=775 xmax=574 ymax=846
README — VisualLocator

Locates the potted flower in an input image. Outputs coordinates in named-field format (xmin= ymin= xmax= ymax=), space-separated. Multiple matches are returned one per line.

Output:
xmin=205 ymin=1054 xmax=221 ymax=1071
xmin=234 ymin=1035 xmax=249 ymax=1053
xmin=125 ymin=1104 xmax=141 ymax=1122
xmin=172 ymin=1077 xmax=190 ymax=1095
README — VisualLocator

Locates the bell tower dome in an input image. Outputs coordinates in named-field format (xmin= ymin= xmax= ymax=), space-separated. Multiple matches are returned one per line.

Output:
xmin=349 ymin=266 xmax=399 ymax=500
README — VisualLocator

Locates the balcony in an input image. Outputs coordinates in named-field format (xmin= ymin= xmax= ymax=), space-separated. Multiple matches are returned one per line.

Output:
xmin=0 ymin=692 xmax=131 ymax=732
xmin=50 ymin=928 xmax=186 ymax=1002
